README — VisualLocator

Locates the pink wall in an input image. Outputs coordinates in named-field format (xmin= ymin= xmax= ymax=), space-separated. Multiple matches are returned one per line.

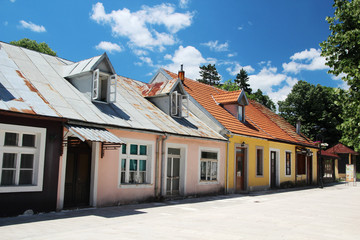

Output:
xmin=96 ymin=129 xmax=226 ymax=207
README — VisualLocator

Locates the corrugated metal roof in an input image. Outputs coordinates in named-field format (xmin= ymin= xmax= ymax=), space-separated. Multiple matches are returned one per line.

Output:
xmin=66 ymin=124 xmax=124 ymax=143
xmin=0 ymin=42 xmax=225 ymax=141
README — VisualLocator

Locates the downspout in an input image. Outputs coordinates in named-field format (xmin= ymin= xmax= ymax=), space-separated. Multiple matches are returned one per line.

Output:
xmin=160 ymin=134 xmax=168 ymax=197
xmin=226 ymin=134 xmax=233 ymax=194
xmin=155 ymin=135 xmax=162 ymax=198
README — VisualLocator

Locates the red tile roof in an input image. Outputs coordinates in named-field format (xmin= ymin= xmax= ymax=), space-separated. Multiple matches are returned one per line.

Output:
xmin=163 ymin=69 xmax=315 ymax=147
xmin=320 ymin=150 xmax=339 ymax=158
xmin=324 ymin=143 xmax=358 ymax=155
xmin=213 ymin=90 xmax=243 ymax=104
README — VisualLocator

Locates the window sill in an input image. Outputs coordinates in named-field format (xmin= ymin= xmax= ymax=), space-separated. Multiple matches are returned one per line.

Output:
xmin=285 ymin=174 xmax=292 ymax=177
xmin=199 ymin=180 xmax=219 ymax=185
xmin=118 ymin=183 xmax=153 ymax=189
xmin=256 ymin=175 xmax=264 ymax=178
xmin=0 ymin=185 xmax=42 ymax=193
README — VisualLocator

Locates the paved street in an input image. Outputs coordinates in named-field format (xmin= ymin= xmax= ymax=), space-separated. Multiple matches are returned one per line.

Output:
xmin=1 ymin=183 xmax=359 ymax=240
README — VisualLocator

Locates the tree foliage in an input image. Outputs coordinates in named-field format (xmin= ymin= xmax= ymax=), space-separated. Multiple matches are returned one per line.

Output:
xmin=10 ymin=38 xmax=57 ymax=56
xmin=278 ymin=81 xmax=343 ymax=146
xmin=248 ymin=89 xmax=276 ymax=112
xmin=197 ymin=64 xmax=221 ymax=86
xmin=218 ymin=79 xmax=240 ymax=91
xmin=320 ymin=0 xmax=360 ymax=151
xmin=234 ymin=68 xmax=252 ymax=94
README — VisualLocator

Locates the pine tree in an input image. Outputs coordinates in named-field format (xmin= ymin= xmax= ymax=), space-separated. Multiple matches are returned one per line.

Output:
xmin=197 ymin=64 xmax=221 ymax=86
xmin=234 ymin=68 xmax=252 ymax=94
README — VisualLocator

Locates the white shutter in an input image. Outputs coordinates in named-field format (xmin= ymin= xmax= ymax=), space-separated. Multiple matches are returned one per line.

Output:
xmin=92 ymin=69 xmax=99 ymax=100
xmin=107 ymin=74 xmax=117 ymax=103
xmin=170 ymin=91 xmax=178 ymax=116
xmin=181 ymin=94 xmax=189 ymax=118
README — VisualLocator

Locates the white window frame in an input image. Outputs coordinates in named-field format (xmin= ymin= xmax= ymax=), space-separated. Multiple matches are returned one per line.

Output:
xmin=238 ymin=105 xmax=245 ymax=122
xmin=285 ymin=151 xmax=292 ymax=177
xmin=256 ymin=146 xmax=264 ymax=177
xmin=0 ymin=123 xmax=46 ymax=193
xmin=170 ymin=91 xmax=189 ymax=118
xmin=92 ymin=69 xmax=117 ymax=103
xmin=119 ymin=140 xmax=153 ymax=187
xmin=199 ymin=147 xmax=219 ymax=183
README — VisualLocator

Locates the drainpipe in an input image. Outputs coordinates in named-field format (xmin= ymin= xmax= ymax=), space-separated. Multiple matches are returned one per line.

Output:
xmin=226 ymin=134 xmax=233 ymax=194
xmin=155 ymin=135 xmax=162 ymax=198
xmin=160 ymin=134 xmax=168 ymax=197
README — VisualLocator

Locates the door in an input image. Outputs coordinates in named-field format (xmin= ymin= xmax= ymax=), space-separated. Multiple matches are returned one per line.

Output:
xmin=64 ymin=138 xmax=91 ymax=208
xmin=270 ymin=151 xmax=277 ymax=188
xmin=307 ymin=156 xmax=312 ymax=185
xmin=166 ymin=148 xmax=181 ymax=196
xmin=235 ymin=148 xmax=246 ymax=191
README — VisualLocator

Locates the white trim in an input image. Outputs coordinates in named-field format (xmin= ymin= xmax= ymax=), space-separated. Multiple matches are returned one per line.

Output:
xmin=118 ymin=138 xmax=155 ymax=188
xmin=269 ymin=148 xmax=281 ymax=187
xmin=0 ymin=123 xmax=46 ymax=193
xmin=164 ymin=142 xmax=188 ymax=196
xmin=284 ymin=150 xmax=292 ymax=177
xmin=57 ymin=135 xmax=68 ymax=210
xmin=256 ymin=146 xmax=264 ymax=177
xmin=198 ymin=146 xmax=220 ymax=184
xmin=90 ymin=142 xmax=100 ymax=207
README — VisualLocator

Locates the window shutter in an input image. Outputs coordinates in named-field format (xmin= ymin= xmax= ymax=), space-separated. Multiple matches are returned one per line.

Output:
xmin=107 ymin=74 xmax=117 ymax=103
xmin=92 ymin=69 xmax=99 ymax=100
xmin=181 ymin=95 xmax=189 ymax=118
xmin=170 ymin=91 xmax=178 ymax=116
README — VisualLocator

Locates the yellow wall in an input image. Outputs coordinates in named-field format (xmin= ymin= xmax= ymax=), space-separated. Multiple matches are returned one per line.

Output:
xmin=226 ymin=134 xmax=318 ymax=192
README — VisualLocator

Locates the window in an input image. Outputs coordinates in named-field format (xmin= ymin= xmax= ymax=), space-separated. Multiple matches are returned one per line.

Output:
xmin=285 ymin=152 xmax=291 ymax=176
xmin=0 ymin=124 xmax=46 ymax=192
xmin=170 ymin=91 xmax=189 ymax=118
xmin=256 ymin=147 xmax=263 ymax=176
xmin=92 ymin=69 xmax=117 ymax=103
xmin=238 ymin=105 xmax=245 ymax=122
xmin=200 ymin=150 xmax=218 ymax=182
xmin=120 ymin=143 xmax=151 ymax=185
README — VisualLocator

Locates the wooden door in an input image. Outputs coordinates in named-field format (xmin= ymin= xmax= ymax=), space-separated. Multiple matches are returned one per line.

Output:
xmin=64 ymin=139 xmax=91 ymax=208
xmin=307 ymin=156 xmax=312 ymax=185
xmin=235 ymin=148 xmax=245 ymax=191
xmin=270 ymin=151 xmax=277 ymax=188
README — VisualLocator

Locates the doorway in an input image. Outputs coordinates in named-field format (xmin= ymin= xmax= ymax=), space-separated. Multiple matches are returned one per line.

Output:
xmin=235 ymin=148 xmax=246 ymax=191
xmin=307 ymin=156 xmax=313 ymax=185
xmin=166 ymin=148 xmax=181 ymax=196
xmin=270 ymin=151 xmax=277 ymax=188
xmin=64 ymin=138 xmax=91 ymax=208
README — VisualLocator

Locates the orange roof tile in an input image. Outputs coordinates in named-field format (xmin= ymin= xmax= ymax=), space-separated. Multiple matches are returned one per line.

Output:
xmin=325 ymin=143 xmax=358 ymax=155
xmin=164 ymin=69 xmax=316 ymax=147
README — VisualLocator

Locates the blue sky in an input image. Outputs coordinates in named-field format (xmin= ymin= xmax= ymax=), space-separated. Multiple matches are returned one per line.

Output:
xmin=0 ymin=0 xmax=342 ymax=103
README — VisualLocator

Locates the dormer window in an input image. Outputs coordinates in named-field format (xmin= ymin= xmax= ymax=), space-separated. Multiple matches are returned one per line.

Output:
xmin=92 ymin=69 xmax=117 ymax=103
xmin=238 ymin=105 xmax=245 ymax=122
xmin=170 ymin=91 xmax=189 ymax=118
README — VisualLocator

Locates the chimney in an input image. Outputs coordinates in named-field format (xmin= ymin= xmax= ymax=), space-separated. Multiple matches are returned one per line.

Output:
xmin=296 ymin=120 xmax=301 ymax=135
xmin=178 ymin=64 xmax=185 ymax=82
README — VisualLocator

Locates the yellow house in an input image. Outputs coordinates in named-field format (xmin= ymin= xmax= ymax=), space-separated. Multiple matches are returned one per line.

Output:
xmin=151 ymin=68 xmax=318 ymax=192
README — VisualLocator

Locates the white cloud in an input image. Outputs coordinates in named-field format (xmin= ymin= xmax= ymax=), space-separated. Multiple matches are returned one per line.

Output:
xmin=225 ymin=62 xmax=254 ymax=76
xmin=227 ymin=53 xmax=237 ymax=58
xmin=90 ymin=2 xmax=193 ymax=51
xmin=164 ymin=45 xmax=207 ymax=80
xmin=331 ymin=72 xmax=346 ymax=81
xmin=249 ymin=65 xmax=298 ymax=104
xmin=95 ymin=41 xmax=123 ymax=53
xmin=237 ymin=26 xmax=243 ymax=30
xmin=337 ymin=81 xmax=349 ymax=90
xmin=19 ymin=20 xmax=46 ymax=33
xmin=10 ymin=0 xmax=16 ymax=2
xmin=283 ymin=48 xmax=328 ymax=73
xmin=202 ymin=40 xmax=229 ymax=52
xmin=179 ymin=0 xmax=190 ymax=9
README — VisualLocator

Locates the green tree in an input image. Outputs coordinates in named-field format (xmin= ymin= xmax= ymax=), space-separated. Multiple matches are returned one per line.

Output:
xmin=234 ymin=68 xmax=252 ymax=94
xmin=249 ymin=89 xmax=276 ymax=112
xmin=218 ymin=79 xmax=240 ymax=91
xmin=10 ymin=38 xmax=57 ymax=56
xmin=278 ymin=81 xmax=343 ymax=146
xmin=320 ymin=0 xmax=360 ymax=151
xmin=197 ymin=64 xmax=221 ymax=86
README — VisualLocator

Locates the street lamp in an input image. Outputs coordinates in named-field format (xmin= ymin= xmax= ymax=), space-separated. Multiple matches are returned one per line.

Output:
xmin=314 ymin=126 xmax=326 ymax=188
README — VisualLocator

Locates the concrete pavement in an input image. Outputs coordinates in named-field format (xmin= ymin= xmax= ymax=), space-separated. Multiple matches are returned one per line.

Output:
xmin=1 ymin=183 xmax=359 ymax=239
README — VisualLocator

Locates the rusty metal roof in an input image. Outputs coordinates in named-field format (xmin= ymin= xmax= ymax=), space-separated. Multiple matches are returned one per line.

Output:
xmin=0 ymin=42 xmax=225 ymax=141
xmin=66 ymin=124 xmax=124 ymax=143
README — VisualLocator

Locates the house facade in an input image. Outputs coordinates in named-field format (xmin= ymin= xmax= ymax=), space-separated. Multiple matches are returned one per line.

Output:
xmin=151 ymin=68 xmax=318 ymax=192
xmin=0 ymin=42 xmax=226 ymax=216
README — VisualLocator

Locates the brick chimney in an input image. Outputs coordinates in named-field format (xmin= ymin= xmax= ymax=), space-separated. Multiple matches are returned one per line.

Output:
xmin=178 ymin=64 xmax=185 ymax=82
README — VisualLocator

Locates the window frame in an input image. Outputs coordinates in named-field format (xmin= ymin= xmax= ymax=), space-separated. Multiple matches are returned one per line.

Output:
xmin=0 ymin=123 xmax=46 ymax=193
xmin=170 ymin=91 xmax=189 ymax=118
xmin=199 ymin=147 xmax=220 ymax=183
xmin=92 ymin=69 xmax=117 ymax=104
xmin=256 ymin=146 xmax=264 ymax=177
xmin=285 ymin=151 xmax=292 ymax=176
xmin=238 ymin=105 xmax=245 ymax=122
xmin=119 ymin=140 xmax=153 ymax=187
